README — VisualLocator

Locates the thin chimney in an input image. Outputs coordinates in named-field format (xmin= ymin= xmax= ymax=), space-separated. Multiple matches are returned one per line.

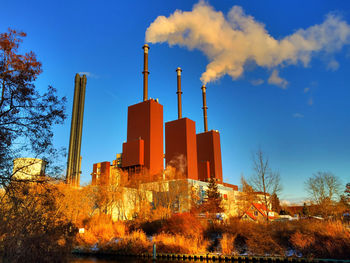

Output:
xmin=142 ymin=44 xmax=150 ymax=101
xmin=176 ymin=67 xmax=182 ymax=119
xmin=201 ymin=85 xmax=208 ymax=132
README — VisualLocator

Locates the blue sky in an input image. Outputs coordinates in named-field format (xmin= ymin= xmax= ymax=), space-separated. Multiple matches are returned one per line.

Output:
xmin=2 ymin=0 xmax=349 ymax=203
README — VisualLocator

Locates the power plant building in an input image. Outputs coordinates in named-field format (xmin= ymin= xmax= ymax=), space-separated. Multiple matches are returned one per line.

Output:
xmin=165 ymin=68 xmax=198 ymax=180
xmin=91 ymin=44 xmax=236 ymax=192
xmin=165 ymin=118 xmax=198 ymax=180
xmin=122 ymin=99 xmax=163 ymax=176
xmin=197 ymin=130 xmax=223 ymax=183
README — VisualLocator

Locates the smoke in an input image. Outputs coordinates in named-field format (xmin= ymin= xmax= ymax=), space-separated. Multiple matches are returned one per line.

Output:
xmin=268 ymin=69 xmax=288 ymax=89
xmin=145 ymin=1 xmax=350 ymax=85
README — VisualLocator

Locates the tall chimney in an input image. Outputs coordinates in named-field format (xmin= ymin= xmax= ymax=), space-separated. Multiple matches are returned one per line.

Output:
xmin=142 ymin=44 xmax=150 ymax=101
xmin=176 ymin=67 xmax=182 ymax=119
xmin=201 ymin=85 xmax=208 ymax=132
xmin=66 ymin=73 xmax=86 ymax=187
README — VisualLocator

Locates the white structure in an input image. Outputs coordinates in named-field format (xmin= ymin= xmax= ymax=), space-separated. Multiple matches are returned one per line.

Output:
xmin=105 ymin=178 xmax=240 ymax=221
xmin=12 ymin=158 xmax=47 ymax=181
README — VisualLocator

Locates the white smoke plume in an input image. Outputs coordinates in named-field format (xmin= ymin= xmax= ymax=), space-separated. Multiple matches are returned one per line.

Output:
xmin=268 ymin=69 xmax=288 ymax=89
xmin=145 ymin=1 xmax=350 ymax=85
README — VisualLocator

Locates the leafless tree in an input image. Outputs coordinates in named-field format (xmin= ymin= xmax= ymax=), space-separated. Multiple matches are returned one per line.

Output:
xmin=305 ymin=172 xmax=341 ymax=204
xmin=237 ymin=175 xmax=255 ymax=217
xmin=305 ymin=171 xmax=341 ymax=217
xmin=249 ymin=149 xmax=282 ymax=221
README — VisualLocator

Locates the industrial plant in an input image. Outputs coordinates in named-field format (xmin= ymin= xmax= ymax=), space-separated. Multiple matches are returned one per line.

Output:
xmin=89 ymin=44 xmax=237 ymax=189
xmin=75 ymin=44 xmax=245 ymax=220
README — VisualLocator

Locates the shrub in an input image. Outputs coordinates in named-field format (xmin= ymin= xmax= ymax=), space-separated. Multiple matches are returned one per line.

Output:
xmin=290 ymin=220 xmax=350 ymax=259
xmin=220 ymin=233 xmax=237 ymax=255
xmin=76 ymin=214 xmax=128 ymax=248
xmin=222 ymin=218 xmax=284 ymax=255
xmin=107 ymin=230 xmax=152 ymax=254
xmin=161 ymin=212 xmax=204 ymax=238
xmin=154 ymin=233 xmax=208 ymax=254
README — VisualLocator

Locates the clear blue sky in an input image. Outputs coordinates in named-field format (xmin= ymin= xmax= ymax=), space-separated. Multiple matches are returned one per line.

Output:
xmin=2 ymin=0 xmax=349 ymax=203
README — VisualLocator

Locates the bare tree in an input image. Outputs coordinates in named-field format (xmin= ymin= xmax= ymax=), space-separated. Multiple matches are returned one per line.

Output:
xmin=305 ymin=171 xmax=341 ymax=217
xmin=249 ymin=149 xmax=282 ymax=221
xmin=237 ymin=175 xmax=255 ymax=217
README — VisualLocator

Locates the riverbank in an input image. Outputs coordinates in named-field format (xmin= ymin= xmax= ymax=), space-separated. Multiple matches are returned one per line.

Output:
xmin=75 ymin=215 xmax=350 ymax=260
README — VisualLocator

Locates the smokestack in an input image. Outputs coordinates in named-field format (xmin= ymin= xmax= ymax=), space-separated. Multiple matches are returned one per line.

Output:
xmin=176 ymin=67 xmax=182 ymax=119
xmin=67 ymin=73 xmax=86 ymax=187
xmin=201 ymin=85 xmax=208 ymax=132
xmin=142 ymin=44 xmax=150 ymax=101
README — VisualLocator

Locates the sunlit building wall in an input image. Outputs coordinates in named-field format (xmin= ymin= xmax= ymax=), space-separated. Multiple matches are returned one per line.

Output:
xmin=12 ymin=158 xmax=46 ymax=181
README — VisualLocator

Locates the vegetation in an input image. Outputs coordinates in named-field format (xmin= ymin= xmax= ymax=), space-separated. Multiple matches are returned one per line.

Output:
xmin=249 ymin=149 xmax=282 ymax=221
xmin=0 ymin=28 xmax=66 ymax=185
xmin=201 ymin=178 xmax=224 ymax=217
xmin=304 ymin=172 xmax=345 ymax=218
xmin=219 ymin=219 xmax=350 ymax=259
xmin=70 ymin=200 xmax=350 ymax=259
xmin=0 ymin=182 xmax=76 ymax=262
xmin=1 ymin=169 xmax=349 ymax=261
xmin=0 ymin=28 xmax=67 ymax=262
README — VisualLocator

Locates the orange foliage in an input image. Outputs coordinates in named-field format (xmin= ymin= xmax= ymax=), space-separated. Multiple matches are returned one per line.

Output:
xmin=55 ymin=183 xmax=96 ymax=226
xmin=76 ymin=214 xmax=128 ymax=248
xmin=220 ymin=233 xmax=237 ymax=255
xmin=154 ymin=233 xmax=208 ymax=254
xmin=0 ymin=182 xmax=76 ymax=262
xmin=106 ymin=230 xmax=152 ymax=254
xmin=161 ymin=212 xmax=204 ymax=238
xmin=289 ymin=220 xmax=350 ymax=259
xmin=290 ymin=231 xmax=315 ymax=249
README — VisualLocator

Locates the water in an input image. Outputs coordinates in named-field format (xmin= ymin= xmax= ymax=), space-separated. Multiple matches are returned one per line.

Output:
xmin=69 ymin=255 xmax=208 ymax=263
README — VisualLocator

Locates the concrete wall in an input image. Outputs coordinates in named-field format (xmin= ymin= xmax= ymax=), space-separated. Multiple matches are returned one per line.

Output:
xmin=12 ymin=158 xmax=46 ymax=181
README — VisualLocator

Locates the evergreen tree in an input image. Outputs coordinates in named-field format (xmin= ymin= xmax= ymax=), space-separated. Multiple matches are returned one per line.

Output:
xmin=345 ymin=183 xmax=350 ymax=202
xmin=271 ymin=193 xmax=281 ymax=212
xmin=202 ymin=178 xmax=224 ymax=215
xmin=302 ymin=202 xmax=309 ymax=216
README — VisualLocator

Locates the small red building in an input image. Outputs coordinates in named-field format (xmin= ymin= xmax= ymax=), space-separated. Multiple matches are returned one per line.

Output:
xmin=92 ymin=161 xmax=111 ymax=185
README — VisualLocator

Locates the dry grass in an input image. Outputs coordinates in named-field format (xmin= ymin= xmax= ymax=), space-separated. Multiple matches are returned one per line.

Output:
xmin=75 ymin=211 xmax=350 ymax=259
xmin=107 ymin=230 xmax=152 ymax=254
xmin=289 ymin=220 xmax=350 ymax=259
xmin=76 ymin=214 xmax=128 ymax=248
xmin=220 ymin=218 xmax=350 ymax=258
xmin=154 ymin=233 xmax=208 ymax=254
xmin=220 ymin=219 xmax=284 ymax=255
xmin=161 ymin=212 xmax=205 ymax=238
xmin=220 ymin=233 xmax=237 ymax=255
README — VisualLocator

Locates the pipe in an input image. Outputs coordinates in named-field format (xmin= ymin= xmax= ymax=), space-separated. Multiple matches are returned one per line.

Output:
xmin=142 ymin=44 xmax=150 ymax=101
xmin=201 ymin=85 xmax=208 ymax=132
xmin=176 ymin=67 xmax=182 ymax=119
